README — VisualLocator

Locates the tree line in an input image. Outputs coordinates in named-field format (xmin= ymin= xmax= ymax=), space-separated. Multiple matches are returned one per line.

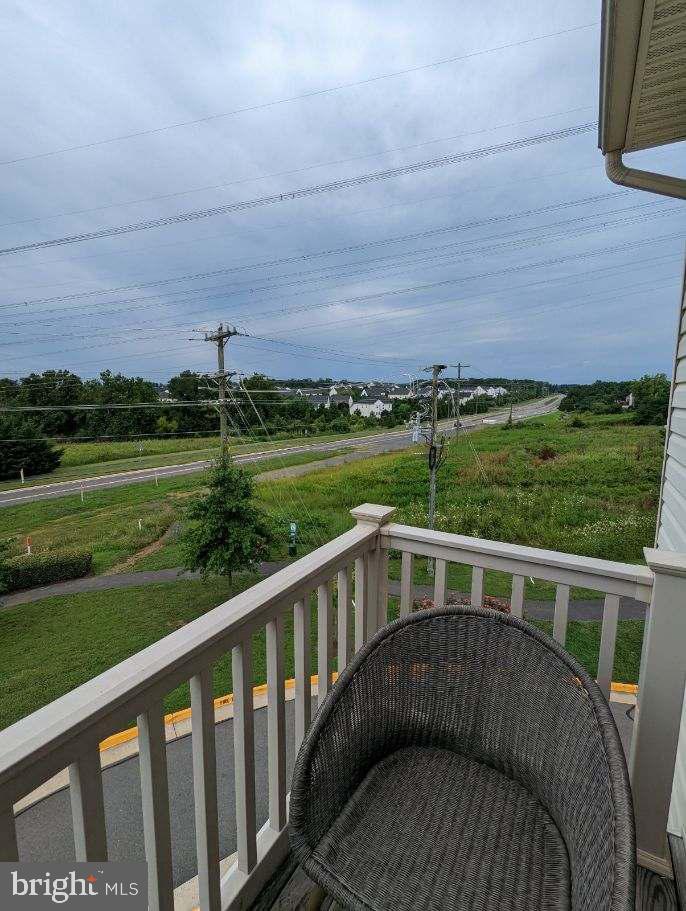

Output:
xmin=558 ymin=374 xmax=670 ymax=424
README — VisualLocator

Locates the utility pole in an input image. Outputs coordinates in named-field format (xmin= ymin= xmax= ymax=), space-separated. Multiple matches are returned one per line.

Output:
xmin=204 ymin=323 xmax=239 ymax=451
xmin=452 ymin=362 xmax=470 ymax=431
xmin=424 ymin=364 xmax=448 ymax=537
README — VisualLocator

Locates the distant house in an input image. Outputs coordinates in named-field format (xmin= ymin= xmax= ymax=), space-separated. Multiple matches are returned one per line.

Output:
xmin=359 ymin=384 xmax=389 ymax=399
xmin=388 ymin=384 xmax=414 ymax=400
xmin=350 ymin=397 xmax=393 ymax=418
xmin=307 ymin=394 xmax=330 ymax=408
xmin=326 ymin=394 xmax=352 ymax=411
xmin=486 ymin=386 xmax=508 ymax=398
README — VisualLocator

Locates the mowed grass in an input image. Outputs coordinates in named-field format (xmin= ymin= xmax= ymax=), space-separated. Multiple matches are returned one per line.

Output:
xmin=1 ymin=448 xmax=348 ymax=573
xmin=0 ymin=581 xmax=645 ymax=731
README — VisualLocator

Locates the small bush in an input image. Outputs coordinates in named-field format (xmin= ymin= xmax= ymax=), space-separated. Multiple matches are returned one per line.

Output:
xmin=4 ymin=549 xmax=93 ymax=592
xmin=569 ymin=416 xmax=587 ymax=429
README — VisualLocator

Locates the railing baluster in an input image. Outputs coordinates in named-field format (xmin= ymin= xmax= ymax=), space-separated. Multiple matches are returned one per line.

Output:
xmin=597 ymin=594 xmax=620 ymax=699
xmin=69 ymin=749 xmax=107 ymax=861
xmin=190 ymin=669 xmax=221 ymax=911
xmin=317 ymin=583 xmax=332 ymax=706
xmin=138 ymin=700 xmax=174 ymax=911
xmin=355 ymin=555 xmax=367 ymax=650
xmin=232 ymin=638 xmax=257 ymax=874
xmin=378 ymin=548 xmax=389 ymax=628
xmin=433 ymin=558 xmax=447 ymax=608
xmin=400 ymin=551 xmax=414 ymax=617
xmin=0 ymin=800 xmax=18 ymax=861
xmin=266 ymin=616 xmax=286 ymax=832
xmin=471 ymin=566 xmax=484 ymax=609
xmin=294 ymin=597 xmax=311 ymax=752
xmin=366 ymin=547 xmax=379 ymax=640
xmin=510 ymin=574 xmax=525 ymax=618
xmin=337 ymin=566 xmax=352 ymax=672
xmin=553 ymin=584 xmax=570 ymax=644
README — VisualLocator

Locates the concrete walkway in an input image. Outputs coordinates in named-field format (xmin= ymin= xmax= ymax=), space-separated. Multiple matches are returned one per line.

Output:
xmin=1 ymin=560 xmax=648 ymax=621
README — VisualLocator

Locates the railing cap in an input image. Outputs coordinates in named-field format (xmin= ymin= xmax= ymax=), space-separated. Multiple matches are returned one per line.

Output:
xmin=644 ymin=547 xmax=686 ymax=578
xmin=350 ymin=503 xmax=397 ymax=526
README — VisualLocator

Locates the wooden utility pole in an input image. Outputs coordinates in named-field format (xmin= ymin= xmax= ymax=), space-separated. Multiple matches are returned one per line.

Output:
xmin=453 ymin=362 xmax=470 ymax=431
xmin=204 ymin=323 xmax=239 ymax=451
xmin=425 ymin=364 xmax=447 ymax=535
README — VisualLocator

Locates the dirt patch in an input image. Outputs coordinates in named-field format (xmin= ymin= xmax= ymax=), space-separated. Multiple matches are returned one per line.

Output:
xmin=105 ymin=521 xmax=182 ymax=575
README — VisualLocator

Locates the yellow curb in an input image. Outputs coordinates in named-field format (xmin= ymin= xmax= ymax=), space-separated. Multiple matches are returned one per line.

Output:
xmin=99 ymin=672 xmax=336 ymax=752
xmin=104 ymin=668 xmax=617 ymax=752
xmin=611 ymin=682 xmax=638 ymax=694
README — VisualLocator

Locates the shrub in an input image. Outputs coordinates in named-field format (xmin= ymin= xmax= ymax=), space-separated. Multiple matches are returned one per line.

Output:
xmin=4 ymin=549 xmax=93 ymax=592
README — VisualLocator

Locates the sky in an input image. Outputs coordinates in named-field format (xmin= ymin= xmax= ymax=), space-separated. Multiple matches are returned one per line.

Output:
xmin=1 ymin=0 xmax=685 ymax=386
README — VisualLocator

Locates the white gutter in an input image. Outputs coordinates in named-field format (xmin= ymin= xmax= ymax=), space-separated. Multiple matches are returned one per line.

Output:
xmin=605 ymin=150 xmax=686 ymax=201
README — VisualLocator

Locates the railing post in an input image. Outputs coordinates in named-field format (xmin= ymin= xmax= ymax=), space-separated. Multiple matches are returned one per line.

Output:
xmin=630 ymin=549 xmax=686 ymax=876
xmin=350 ymin=504 xmax=397 ymax=641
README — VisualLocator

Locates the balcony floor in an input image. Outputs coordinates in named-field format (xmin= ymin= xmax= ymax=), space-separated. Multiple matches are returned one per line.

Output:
xmin=252 ymin=854 xmax=678 ymax=911
xmin=252 ymin=709 xmax=676 ymax=911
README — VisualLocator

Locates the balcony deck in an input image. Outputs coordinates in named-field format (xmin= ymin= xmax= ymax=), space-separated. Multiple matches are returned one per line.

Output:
xmin=252 ymin=857 xmax=678 ymax=911
xmin=2 ymin=506 xmax=685 ymax=910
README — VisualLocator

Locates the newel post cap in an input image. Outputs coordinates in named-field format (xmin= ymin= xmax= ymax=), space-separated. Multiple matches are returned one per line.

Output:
xmin=644 ymin=547 xmax=686 ymax=579
xmin=350 ymin=503 xmax=397 ymax=526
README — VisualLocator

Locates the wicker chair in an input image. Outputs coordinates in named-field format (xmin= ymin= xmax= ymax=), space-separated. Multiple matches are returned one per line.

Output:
xmin=289 ymin=606 xmax=635 ymax=911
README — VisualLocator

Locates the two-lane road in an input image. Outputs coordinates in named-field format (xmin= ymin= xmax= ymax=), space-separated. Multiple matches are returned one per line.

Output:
xmin=0 ymin=396 xmax=562 ymax=507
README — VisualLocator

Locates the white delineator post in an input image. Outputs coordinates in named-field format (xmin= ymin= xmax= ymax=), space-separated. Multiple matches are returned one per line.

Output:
xmin=350 ymin=504 xmax=397 ymax=640
xmin=630 ymin=548 xmax=686 ymax=876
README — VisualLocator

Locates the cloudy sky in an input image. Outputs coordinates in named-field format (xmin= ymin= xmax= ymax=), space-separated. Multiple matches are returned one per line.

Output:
xmin=1 ymin=0 xmax=684 ymax=385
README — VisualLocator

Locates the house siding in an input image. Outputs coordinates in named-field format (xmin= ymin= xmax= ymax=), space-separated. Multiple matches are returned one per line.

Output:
xmin=661 ymin=261 xmax=686 ymax=842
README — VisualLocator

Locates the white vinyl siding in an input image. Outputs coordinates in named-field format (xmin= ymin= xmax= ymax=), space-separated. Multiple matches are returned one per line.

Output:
xmin=662 ymin=261 xmax=686 ymax=841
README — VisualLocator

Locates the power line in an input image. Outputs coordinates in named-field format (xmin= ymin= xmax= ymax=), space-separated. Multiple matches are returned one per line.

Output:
xmin=3 ymin=190 xmax=629 ymax=310
xmin=4 ymin=193 xmax=672 ymax=334
xmin=0 ymin=105 xmax=595 ymax=230
xmin=252 ymin=230 xmax=685 ymax=330
xmin=0 ymin=123 xmax=595 ymax=256
xmin=0 ymin=23 xmax=598 ymax=167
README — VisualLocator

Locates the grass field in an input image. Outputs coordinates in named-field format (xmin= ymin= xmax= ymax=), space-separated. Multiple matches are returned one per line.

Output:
xmin=0 ymin=422 xmax=412 ymax=491
xmin=1 ymin=448 xmax=349 ymax=573
xmin=0 ymin=580 xmax=645 ymax=731
xmin=0 ymin=411 xmax=663 ymax=730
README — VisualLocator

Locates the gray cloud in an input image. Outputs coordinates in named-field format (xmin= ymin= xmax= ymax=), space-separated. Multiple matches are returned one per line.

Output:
xmin=1 ymin=0 xmax=684 ymax=385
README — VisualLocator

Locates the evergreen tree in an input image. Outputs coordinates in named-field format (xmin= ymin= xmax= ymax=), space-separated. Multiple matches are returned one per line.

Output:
xmin=182 ymin=456 xmax=273 ymax=579
xmin=0 ymin=417 xmax=63 ymax=481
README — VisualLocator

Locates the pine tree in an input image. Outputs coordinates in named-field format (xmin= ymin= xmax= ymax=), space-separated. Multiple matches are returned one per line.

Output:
xmin=0 ymin=417 xmax=62 ymax=481
xmin=182 ymin=456 xmax=273 ymax=580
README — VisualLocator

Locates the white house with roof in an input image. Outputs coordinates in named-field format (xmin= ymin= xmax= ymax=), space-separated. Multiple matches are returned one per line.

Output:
xmin=350 ymin=397 xmax=393 ymax=418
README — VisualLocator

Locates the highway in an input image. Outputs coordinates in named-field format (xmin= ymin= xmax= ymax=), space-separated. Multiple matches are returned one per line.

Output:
xmin=0 ymin=396 xmax=561 ymax=507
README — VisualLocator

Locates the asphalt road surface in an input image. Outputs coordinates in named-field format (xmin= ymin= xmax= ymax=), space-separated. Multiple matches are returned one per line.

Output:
xmin=0 ymin=396 xmax=562 ymax=507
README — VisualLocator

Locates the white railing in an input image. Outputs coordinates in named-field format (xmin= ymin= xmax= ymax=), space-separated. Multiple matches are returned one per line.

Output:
xmin=382 ymin=522 xmax=654 ymax=700
xmin=0 ymin=503 xmax=684 ymax=903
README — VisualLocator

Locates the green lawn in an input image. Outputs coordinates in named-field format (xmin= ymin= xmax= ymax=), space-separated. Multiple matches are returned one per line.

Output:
xmin=0 ymin=579 xmax=644 ymax=731
xmin=1 ymin=448 xmax=349 ymax=573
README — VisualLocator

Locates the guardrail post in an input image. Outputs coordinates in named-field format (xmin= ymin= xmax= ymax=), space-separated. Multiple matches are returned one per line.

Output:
xmin=631 ymin=549 xmax=686 ymax=876
xmin=350 ymin=504 xmax=397 ymax=639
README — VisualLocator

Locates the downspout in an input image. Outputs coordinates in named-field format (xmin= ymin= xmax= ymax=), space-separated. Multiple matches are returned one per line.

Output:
xmin=605 ymin=150 xmax=686 ymax=201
